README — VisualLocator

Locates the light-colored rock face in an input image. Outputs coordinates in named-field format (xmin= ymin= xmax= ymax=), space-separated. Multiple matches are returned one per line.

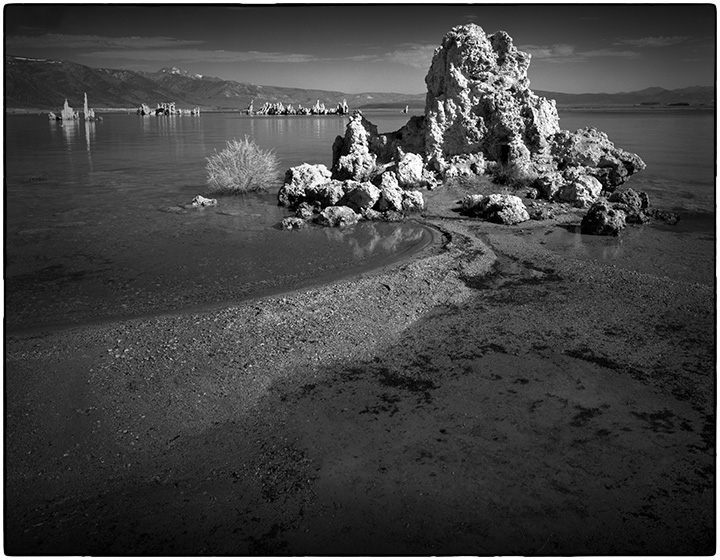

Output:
xmin=278 ymin=163 xmax=332 ymax=207
xmin=315 ymin=205 xmax=360 ymax=227
xmin=462 ymin=193 xmax=530 ymax=224
xmin=424 ymin=24 xmax=560 ymax=173
xmin=331 ymin=113 xmax=379 ymax=181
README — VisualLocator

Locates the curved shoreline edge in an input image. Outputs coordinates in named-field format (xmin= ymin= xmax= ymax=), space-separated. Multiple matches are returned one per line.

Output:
xmin=5 ymin=214 xmax=715 ymax=555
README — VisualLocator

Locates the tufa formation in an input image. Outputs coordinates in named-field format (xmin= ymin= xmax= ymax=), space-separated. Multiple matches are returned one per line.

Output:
xmin=279 ymin=24 xmax=653 ymax=232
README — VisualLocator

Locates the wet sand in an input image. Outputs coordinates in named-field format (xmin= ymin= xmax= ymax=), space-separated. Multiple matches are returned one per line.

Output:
xmin=4 ymin=190 xmax=715 ymax=555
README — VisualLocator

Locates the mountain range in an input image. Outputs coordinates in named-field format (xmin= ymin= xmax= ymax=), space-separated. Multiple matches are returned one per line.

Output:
xmin=4 ymin=55 xmax=714 ymax=112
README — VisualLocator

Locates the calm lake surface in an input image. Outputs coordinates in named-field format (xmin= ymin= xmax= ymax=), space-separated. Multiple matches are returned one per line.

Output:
xmin=4 ymin=108 xmax=715 ymax=330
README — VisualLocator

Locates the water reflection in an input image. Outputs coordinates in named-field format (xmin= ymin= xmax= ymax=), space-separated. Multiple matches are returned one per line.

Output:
xmin=59 ymin=119 xmax=80 ymax=148
xmin=324 ymin=221 xmax=427 ymax=259
xmin=545 ymin=226 xmax=624 ymax=261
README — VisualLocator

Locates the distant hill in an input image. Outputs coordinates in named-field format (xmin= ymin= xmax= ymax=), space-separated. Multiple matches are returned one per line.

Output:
xmin=4 ymin=56 xmax=426 ymax=111
xmin=533 ymin=86 xmax=715 ymax=108
xmin=3 ymin=55 xmax=714 ymax=111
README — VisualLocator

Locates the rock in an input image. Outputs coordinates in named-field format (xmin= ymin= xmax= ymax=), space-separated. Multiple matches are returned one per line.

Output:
xmin=528 ymin=205 xmax=556 ymax=221
xmin=550 ymin=128 xmax=646 ymax=191
xmin=534 ymin=172 xmax=565 ymax=200
xmin=608 ymin=188 xmax=644 ymax=212
xmin=557 ymin=175 xmax=603 ymax=207
xmin=191 ymin=195 xmax=217 ymax=207
xmin=461 ymin=194 xmax=486 ymax=213
xmin=424 ymin=24 xmax=560 ymax=175
xmin=645 ymin=208 xmax=680 ymax=225
xmin=396 ymin=152 xmax=426 ymax=188
xmin=464 ymin=193 xmax=530 ymax=225
xmin=331 ymin=112 xmax=380 ymax=181
xmin=305 ymin=180 xmax=346 ymax=208
xmin=580 ymin=200 xmax=627 ymax=236
xmin=281 ymin=217 xmax=308 ymax=230
xmin=295 ymin=202 xmax=315 ymax=220
xmin=339 ymin=182 xmax=381 ymax=212
xmin=401 ymin=190 xmax=426 ymax=213
xmin=315 ymin=205 xmax=360 ymax=227
xmin=278 ymin=163 xmax=332 ymax=207
xmin=639 ymin=191 xmax=650 ymax=210
xmin=375 ymin=172 xmax=404 ymax=212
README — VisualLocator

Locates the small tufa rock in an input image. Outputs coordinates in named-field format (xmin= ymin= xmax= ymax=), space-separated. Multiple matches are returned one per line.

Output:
xmin=281 ymin=217 xmax=308 ymax=230
xmin=278 ymin=163 xmax=332 ymax=208
xmin=191 ymin=195 xmax=217 ymax=207
xmin=463 ymin=193 xmax=530 ymax=225
xmin=557 ymin=175 xmax=603 ymax=208
xmin=295 ymin=202 xmax=315 ymax=219
xmin=315 ymin=205 xmax=360 ymax=227
xmin=608 ymin=188 xmax=645 ymax=212
xmin=339 ymin=182 xmax=381 ymax=212
xmin=400 ymin=190 xmax=426 ymax=213
xmin=580 ymin=200 xmax=626 ymax=236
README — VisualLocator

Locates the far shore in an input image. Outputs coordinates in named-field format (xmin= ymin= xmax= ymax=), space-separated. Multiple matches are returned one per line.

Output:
xmin=5 ymin=184 xmax=715 ymax=555
xmin=6 ymin=103 xmax=715 ymax=116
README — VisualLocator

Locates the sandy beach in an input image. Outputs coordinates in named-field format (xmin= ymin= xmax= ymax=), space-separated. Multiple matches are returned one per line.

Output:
xmin=4 ymin=186 xmax=715 ymax=555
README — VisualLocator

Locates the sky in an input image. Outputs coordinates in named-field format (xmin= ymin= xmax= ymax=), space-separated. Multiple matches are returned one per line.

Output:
xmin=3 ymin=3 xmax=717 ymax=95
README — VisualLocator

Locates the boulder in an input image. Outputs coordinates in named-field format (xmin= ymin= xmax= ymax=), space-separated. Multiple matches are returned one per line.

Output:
xmin=396 ymin=152 xmax=426 ymax=188
xmin=295 ymin=202 xmax=315 ymax=220
xmin=557 ymin=175 xmax=603 ymax=207
xmin=190 ymin=195 xmax=217 ymax=207
xmin=375 ymin=172 xmax=404 ymax=212
xmin=464 ymin=193 xmax=530 ymax=225
xmin=550 ymin=128 xmax=646 ymax=191
xmin=278 ymin=163 xmax=331 ymax=207
xmin=305 ymin=180 xmax=346 ymax=207
xmin=315 ymin=206 xmax=360 ymax=227
xmin=401 ymin=190 xmax=426 ymax=213
xmin=281 ymin=217 xmax=308 ymax=230
xmin=608 ymin=188 xmax=644 ymax=212
xmin=581 ymin=200 xmax=627 ymax=236
xmin=339 ymin=182 xmax=382 ymax=212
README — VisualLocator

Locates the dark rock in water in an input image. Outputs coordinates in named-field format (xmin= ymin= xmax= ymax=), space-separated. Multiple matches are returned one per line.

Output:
xmin=645 ymin=208 xmax=680 ymax=225
xmin=581 ymin=200 xmax=627 ymax=236
xmin=609 ymin=188 xmax=645 ymax=212
xmin=315 ymin=205 xmax=359 ymax=227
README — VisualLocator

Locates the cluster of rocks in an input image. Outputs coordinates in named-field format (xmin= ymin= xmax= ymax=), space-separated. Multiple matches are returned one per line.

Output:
xmin=277 ymin=23 xmax=669 ymax=235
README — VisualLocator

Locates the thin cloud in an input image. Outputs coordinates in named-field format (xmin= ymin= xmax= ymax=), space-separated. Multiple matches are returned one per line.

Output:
xmin=520 ymin=43 xmax=639 ymax=63
xmin=383 ymin=43 xmax=438 ymax=69
xmin=614 ymin=36 xmax=690 ymax=48
xmin=6 ymin=33 xmax=204 ymax=50
xmin=83 ymin=48 xmax=319 ymax=64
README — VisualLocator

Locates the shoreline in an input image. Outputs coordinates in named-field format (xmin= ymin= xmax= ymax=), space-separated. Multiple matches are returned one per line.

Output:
xmin=5 ymin=203 xmax=715 ymax=554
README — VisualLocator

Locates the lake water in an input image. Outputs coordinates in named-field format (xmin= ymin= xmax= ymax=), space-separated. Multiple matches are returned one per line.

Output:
xmin=4 ymin=108 xmax=715 ymax=330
